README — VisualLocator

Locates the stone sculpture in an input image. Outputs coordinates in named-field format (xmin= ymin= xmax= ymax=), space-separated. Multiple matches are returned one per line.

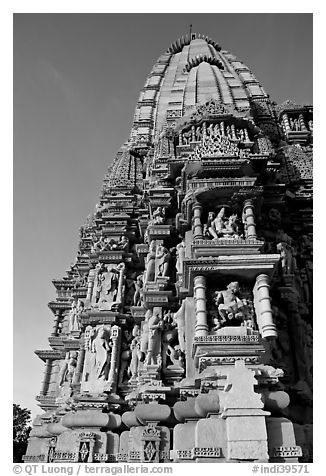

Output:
xmin=213 ymin=281 xmax=248 ymax=327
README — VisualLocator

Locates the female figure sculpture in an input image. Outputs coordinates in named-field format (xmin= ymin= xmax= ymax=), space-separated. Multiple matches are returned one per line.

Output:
xmin=144 ymin=241 xmax=156 ymax=282
xmin=91 ymin=326 xmax=112 ymax=380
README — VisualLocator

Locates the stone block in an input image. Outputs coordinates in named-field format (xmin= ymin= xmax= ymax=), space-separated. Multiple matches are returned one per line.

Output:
xmin=172 ymin=421 xmax=196 ymax=462
xmin=195 ymin=416 xmax=227 ymax=462
xmin=24 ymin=436 xmax=51 ymax=460
xmin=227 ymin=440 xmax=269 ymax=461
xmin=266 ymin=417 xmax=300 ymax=462
xmin=226 ymin=416 xmax=267 ymax=441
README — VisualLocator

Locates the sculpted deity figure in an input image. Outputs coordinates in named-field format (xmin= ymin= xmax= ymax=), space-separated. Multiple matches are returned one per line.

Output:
xmin=195 ymin=126 xmax=203 ymax=141
xmin=223 ymin=214 xmax=240 ymax=238
xmin=277 ymin=242 xmax=297 ymax=275
xmin=118 ymin=329 xmax=132 ymax=385
xmin=102 ymin=266 xmax=120 ymax=306
xmin=144 ymin=240 xmax=156 ymax=282
xmin=182 ymin=129 xmax=192 ymax=145
xmin=156 ymin=245 xmax=171 ymax=277
xmin=145 ymin=307 xmax=164 ymax=365
xmin=139 ymin=309 xmax=152 ymax=362
xmin=117 ymin=235 xmax=130 ymax=252
xmin=172 ymin=300 xmax=186 ymax=353
xmin=94 ymin=263 xmax=105 ymax=304
xmin=68 ymin=300 xmax=84 ymax=333
xmin=214 ymin=281 xmax=247 ymax=327
xmin=59 ymin=351 xmax=78 ymax=387
xmin=68 ymin=301 xmax=78 ymax=332
xmin=133 ymin=275 xmax=144 ymax=306
xmin=204 ymin=207 xmax=239 ymax=240
xmin=128 ymin=325 xmax=142 ymax=380
xmin=176 ymin=241 xmax=185 ymax=275
xmin=150 ymin=207 xmax=165 ymax=225
xmin=91 ymin=236 xmax=105 ymax=253
xmin=91 ymin=326 xmax=112 ymax=380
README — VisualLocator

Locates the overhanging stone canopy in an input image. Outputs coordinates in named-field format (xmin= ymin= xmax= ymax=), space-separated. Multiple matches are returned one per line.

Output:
xmin=25 ymin=33 xmax=313 ymax=464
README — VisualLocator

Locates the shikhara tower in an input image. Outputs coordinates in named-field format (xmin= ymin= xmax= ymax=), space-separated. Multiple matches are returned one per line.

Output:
xmin=24 ymin=34 xmax=313 ymax=463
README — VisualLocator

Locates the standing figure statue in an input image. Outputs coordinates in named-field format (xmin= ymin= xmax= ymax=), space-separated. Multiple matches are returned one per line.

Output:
xmin=128 ymin=325 xmax=142 ymax=381
xmin=91 ymin=326 xmax=112 ymax=380
xmin=144 ymin=241 xmax=156 ymax=282
xmin=103 ymin=266 xmax=120 ymax=306
xmin=139 ymin=309 xmax=152 ymax=362
xmin=145 ymin=307 xmax=164 ymax=365
xmin=94 ymin=263 xmax=105 ymax=304
xmin=118 ymin=329 xmax=132 ymax=386
xmin=156 ymin=245 xmax=171 ymax=277
xmin=277 ymin=242 xmax=297 ymax=275
xmin=214 ymin=282 xmax=246 ymax=327
xmin=176 ymin=241 xmax=185 ymax=275
xmin=133 ymin=275 xmax=144 ymax=306
xmin=59 ymin=351 xmax=78 ymax=388
xmin=172 ymin=300 xmax=186 ymax=353
xmin=68 ymin=301 xmax=78 ymax=332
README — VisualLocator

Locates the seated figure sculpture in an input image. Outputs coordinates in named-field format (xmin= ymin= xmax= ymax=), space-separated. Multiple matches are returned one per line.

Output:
xmin=213 ymin=281 xmax=248 ymax=328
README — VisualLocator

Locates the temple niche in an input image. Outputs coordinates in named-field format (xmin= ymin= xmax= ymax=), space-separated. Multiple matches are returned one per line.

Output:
xmin=26 ymin=33 xmax=312 ymax=464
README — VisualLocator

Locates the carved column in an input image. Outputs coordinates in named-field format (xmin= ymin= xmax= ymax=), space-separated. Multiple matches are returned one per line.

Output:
xmin=298 ymin=113 xmax=308 ymax=131
xmin=243 ymin=199 xmax=257 ymax=239
xmin=244 ymin=127 xmax=250 ymax=142
xmin=194 ymin=275 xmax=208 ymax=337
xmin=51 ymin=310 xmax=61 ymax=336
xmin=231 ymin=124 xmax=237 ymax=140
xmin=192 ymin=203 xmax=203 ymax=239
xmin=253 ymin=274 xmax=277 ymax=339
xmin=282 ymin=113 xmax=291 ymax=132
xmin=40 ymin=359 xmax=52 ymax=395
xmin=202 ymin=122 xmax=207 ymax=139
xmin=191 ymin=125 xmax=196 ymax=142
xmin=108 ymin=325 xmax=121 ymax=392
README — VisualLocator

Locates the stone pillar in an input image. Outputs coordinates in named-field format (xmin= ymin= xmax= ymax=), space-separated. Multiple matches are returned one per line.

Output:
xmin=51 ymin=310 xmax=61 ymax=336
xmin=194 ymin=275 xmax=208 ymax=337
xmin=202 ymin=122 xmax=207 ymax=139
xmin=108 ymin=325 xmax=121 ymax=392
xmin=191 ymin=125 xmax=196 ymax=142
xmin=231 ymin=124 xmax=237 ymax=140
xmin=244 ymin=127 xmax=250 ymax=142
xmin=192 ymin=203 xmax=203 ymax=239
xmin=220 ymin=121 xmax=225 ymax=136
xmin=282 ymin=113 xmax=291 ymax=132
xmin=254 ymin=274 xmax=277 ymax=339
xmin=243 ymin=199 xmax=257 ymax=239
xmin=179 ymin=131 xmax=182 ymax=146
xmin=298 ymin=113 xmax=308 ymax=131
xmin=72 ymin=348 xmax=86 ymax=385
xmin=40 ymin=359 xmax=52 ymax=395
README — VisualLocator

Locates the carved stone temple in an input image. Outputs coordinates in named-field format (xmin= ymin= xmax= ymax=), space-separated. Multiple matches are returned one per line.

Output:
xmin=24 ymin=33 xmax=313 ymax=463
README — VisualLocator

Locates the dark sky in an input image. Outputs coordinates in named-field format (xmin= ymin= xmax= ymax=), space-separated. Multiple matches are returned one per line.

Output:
xmin=13 ymin=13 xmax=312 ymax=417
